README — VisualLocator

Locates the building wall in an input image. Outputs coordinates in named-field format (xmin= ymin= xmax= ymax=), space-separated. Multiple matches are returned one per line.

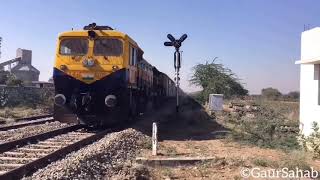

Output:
xmin=16 ymin=48 xmax=32 ymax=65
xmin=299 ymin=27 xmax=320 ymax=135
xmin=300 ymin=64 xmax=320 ymax=135
xmin=13 ymin=71 xmax=39 ymax=83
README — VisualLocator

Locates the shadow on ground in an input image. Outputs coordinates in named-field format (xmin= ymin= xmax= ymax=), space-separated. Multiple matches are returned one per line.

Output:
xmin=133 ymin=96 xmax=229 ymax=141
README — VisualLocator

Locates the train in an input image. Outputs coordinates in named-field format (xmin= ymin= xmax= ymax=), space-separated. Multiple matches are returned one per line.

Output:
xmin=53 ymin=23 xmax=177 ymax=126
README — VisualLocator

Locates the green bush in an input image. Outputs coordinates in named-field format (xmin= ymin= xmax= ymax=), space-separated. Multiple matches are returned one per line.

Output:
xmin=261 ymin=87 xmax=282 ymax=101
xmin=300 ymin=122 xmax=320 ymax=158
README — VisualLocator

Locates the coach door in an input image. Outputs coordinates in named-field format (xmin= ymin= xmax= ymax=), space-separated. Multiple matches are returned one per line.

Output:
xmin=129 ymin=45 xmax=138 ymax=87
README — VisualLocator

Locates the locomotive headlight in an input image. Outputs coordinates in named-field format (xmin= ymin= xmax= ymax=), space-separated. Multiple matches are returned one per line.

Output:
xmin=60 ymin=65 xmax=68 ymax=71
xmin=54 ymin=94 xmax=66 ymax=106
xmin=112 ymin=65 xmax=119 ymax=71
xmin=105 ymin=95 xmax=117 ymax=107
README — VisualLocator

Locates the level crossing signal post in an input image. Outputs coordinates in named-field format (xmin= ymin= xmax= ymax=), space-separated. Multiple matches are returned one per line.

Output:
xmin=164 ymin=34 xmax=187 ymax=113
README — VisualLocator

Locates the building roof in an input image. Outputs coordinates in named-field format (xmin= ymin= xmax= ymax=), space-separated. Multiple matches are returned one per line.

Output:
xmin=296 ymin=27 xmax=320 ymax=64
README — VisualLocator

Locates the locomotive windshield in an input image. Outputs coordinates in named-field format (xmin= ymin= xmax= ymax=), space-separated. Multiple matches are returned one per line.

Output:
xmin=94 ymin=38 xmax=123 ymax=56
xmin=60 ymin=38 xmax=88 ymax=55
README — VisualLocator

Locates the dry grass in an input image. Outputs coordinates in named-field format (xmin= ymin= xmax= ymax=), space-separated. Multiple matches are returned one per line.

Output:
xmin=257 ymin=100 xmax=299 ymax=121
xmin=280 ymin=150 xmax=312 ymax=170
xmin=0 ymin=106 xmax=51 ymax=124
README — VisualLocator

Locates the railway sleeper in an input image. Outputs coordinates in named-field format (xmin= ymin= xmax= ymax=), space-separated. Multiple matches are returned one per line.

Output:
xmin=16 ymin=148 xmax=55 ymax=153
xmin=0 ymin=157 xmax=37 ymax=161
xmin=3 ymin=152 xmax=48 ymax=158
xmin=28 ymin=144 xmax=64 ymax=149
xmin=0 ymin=163 xmax=24 ymax=169
xmin=0 ymin=159 xmax=34 ymax=164
xmin=38 ymin=141 xmax=74 ymax=146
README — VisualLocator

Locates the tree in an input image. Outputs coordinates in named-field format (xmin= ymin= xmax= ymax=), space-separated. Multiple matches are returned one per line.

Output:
xmin=0 ymin=72 xmax=10 ymax=84
xmin=5 ymin=74 xmax=23 ymax=86
xmin=261 ymin=87 xmax=282 ymax=100
xmin=286 ymin=91 xmax=299 ymax=101
xmin=190 ymin=59 xmax=248 ymax=102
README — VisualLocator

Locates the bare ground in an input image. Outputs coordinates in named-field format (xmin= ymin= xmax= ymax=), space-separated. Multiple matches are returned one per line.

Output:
xmin=133 ymin=97 xmax=320 ymax=180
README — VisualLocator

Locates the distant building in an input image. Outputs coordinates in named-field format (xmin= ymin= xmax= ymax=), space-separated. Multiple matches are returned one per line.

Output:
xmin=11 ymin=49 xmax=40 ymax=84
xmin=0 ymin=48 xmax=40 ymax=85
xmin=295 ymin=27 xmax=320 ymax=135
xmin=31 ymin=81 xmax=54 ymax=88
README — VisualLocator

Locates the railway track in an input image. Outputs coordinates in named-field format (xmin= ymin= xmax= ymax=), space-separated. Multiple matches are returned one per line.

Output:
xmin=0 ymin=114 xmax=54 ymax=131
xmin=0 ymin=124 xmax=112 ymax=180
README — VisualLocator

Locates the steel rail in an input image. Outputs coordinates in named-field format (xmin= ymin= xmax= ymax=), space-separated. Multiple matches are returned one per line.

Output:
xmin=14 ymin=114 xmax=53 ymax=122
xmin=0 ymin=116 xmax=54 ymax=131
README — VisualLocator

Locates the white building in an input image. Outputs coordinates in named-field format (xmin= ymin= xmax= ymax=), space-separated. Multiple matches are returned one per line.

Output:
xmin=296 ymin=27 xmax=320 ymax=135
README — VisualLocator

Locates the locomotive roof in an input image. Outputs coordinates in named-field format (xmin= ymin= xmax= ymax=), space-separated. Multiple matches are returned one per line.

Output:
xmin=141 ymin=59 xmax=151 ymax=65
xmin=58 ymin=30 xmax=139 ymax=47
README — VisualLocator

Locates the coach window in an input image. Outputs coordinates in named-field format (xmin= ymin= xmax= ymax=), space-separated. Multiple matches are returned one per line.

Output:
xmin=129 ymin=46 xmax=137 ymax=66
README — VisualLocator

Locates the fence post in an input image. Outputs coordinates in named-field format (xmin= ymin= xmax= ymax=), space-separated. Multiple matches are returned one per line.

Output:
xmin=152 ymin=122 xmax=158 ymax=156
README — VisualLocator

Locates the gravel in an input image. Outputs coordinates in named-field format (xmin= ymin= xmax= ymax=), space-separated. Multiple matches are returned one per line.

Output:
xmin=25 ymin=128 xmax=150 ymax=180
xmin=0 ymin=121 xmax=69 ymax=143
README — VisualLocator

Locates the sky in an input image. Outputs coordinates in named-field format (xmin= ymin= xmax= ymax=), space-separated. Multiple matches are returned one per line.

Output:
xmin=0 ymin=0 xmax=319 ymax=94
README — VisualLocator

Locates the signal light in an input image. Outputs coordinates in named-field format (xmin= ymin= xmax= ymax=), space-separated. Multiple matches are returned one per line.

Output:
xmin=88 ymin=30 xmax=96 ymax=39
xmin=179 ymin=34 xmax=188 ymax=42
xmin=167 ymin=34 xmax=176 ymax=42
xmin=164 ymin=34 xmax=188 ymax=50
xmin=164 ymin=42 xmax=173 ymax=46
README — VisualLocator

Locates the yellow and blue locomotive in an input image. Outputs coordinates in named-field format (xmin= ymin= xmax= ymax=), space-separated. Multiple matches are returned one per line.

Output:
xmin=53 ymin=23 xmax=175 ymax=126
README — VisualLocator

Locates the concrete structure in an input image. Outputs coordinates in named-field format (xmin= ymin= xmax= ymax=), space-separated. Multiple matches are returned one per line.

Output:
xmin=0 ymin=49 xmax=40 ymax=85
xmin=11 ymin=49 xmax=40 ymax=84
xmin=296 ymin=27 xmax=320 ymax=135
xmin=208 ymin=94 xmax=223 ymax=111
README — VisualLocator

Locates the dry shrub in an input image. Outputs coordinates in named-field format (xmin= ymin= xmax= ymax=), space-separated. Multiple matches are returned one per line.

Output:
xmin=280 ymin=151 xmax=311 ymax=171
xmin=300 ymin=122 xmax=320 ymax=158
xmin=0 ymin=87 xmax=53 ymax=108
xmin=227 ymin=103 xmax=300 ymax=150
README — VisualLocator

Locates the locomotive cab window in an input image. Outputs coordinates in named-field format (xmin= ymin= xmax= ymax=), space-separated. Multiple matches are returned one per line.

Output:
xmin=60 ymin=38 xmax=88 ymax=55
xmin=94 ymin=38 xmax=123 ymax=56
xmin=129 ymin=46 xmax=137 ymax=66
